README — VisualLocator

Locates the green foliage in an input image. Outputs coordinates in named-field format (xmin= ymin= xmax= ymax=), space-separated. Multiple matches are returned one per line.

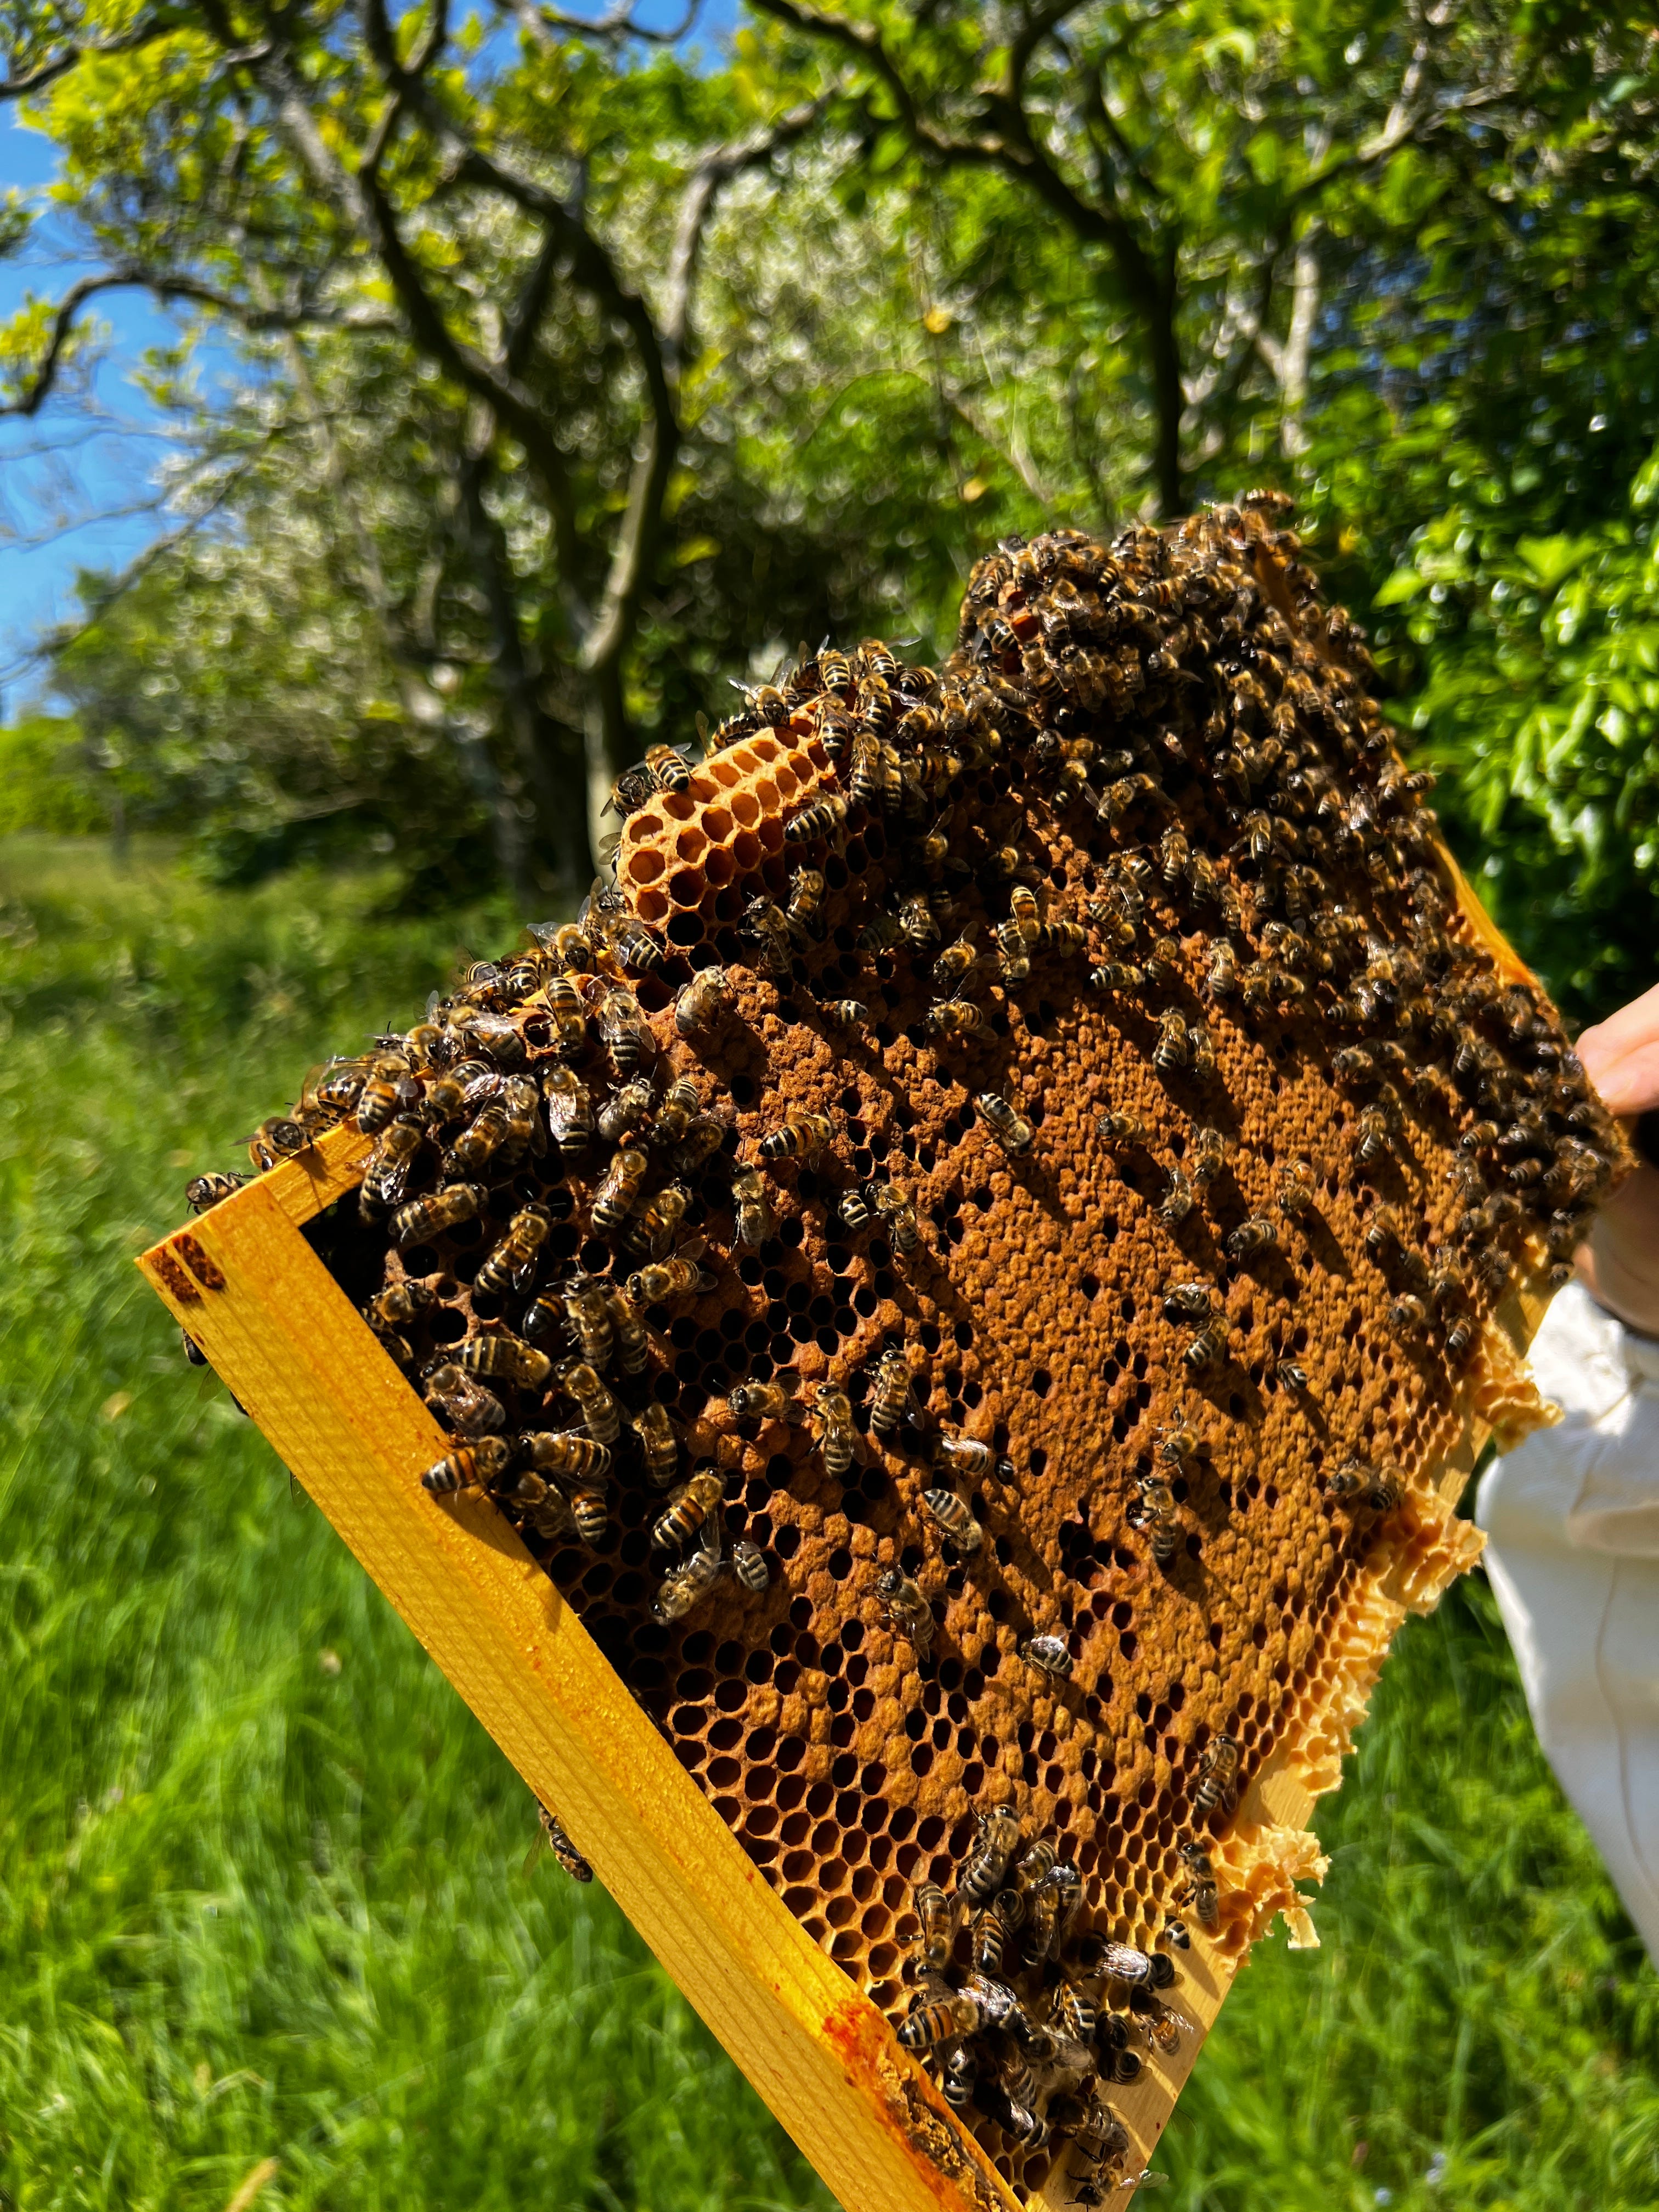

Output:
xmin=3 ymin=0 xmax=1654 ymax=1006
xmin=0 ymin=715 xmax=108 ymax=836
xmin=1368 ymin=447 xmax=1659 ymax=1021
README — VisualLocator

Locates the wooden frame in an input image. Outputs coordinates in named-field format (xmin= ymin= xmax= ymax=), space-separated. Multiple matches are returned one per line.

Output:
xmin=140 ymin=1128 xmax=1259 ymax=2210
xmin=136 ymin=843 xmax=1556 ymax=2211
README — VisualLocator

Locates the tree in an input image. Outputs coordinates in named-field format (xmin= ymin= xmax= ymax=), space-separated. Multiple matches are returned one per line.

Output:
xmin=0 ymin=0 xmax=826 ymax=890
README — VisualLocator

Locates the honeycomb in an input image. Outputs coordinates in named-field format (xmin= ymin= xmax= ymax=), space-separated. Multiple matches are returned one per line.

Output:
xmin=199 ymin=500 xmax=1627 ymax=2202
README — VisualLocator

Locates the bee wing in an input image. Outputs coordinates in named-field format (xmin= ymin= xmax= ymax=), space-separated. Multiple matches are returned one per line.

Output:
xmin=521 ymin=1824 xmax=550 ymax=1881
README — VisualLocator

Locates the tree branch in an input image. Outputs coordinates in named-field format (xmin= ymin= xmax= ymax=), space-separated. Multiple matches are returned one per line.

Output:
xmin=663 ymin=95 xmax=830 ymax=355
xmin=505 ymin=0 xmax=701 ymax=48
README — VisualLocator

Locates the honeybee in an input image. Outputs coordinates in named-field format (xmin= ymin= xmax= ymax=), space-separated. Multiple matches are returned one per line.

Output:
xmin=558 ymin=1359 xmax=622 ymax=1444
xmin=1153 ymin=1011 xmax=1189 ymax=1073
xmin=785 ymin=793 xmax=849 ymax=845
xmin=420 ymin=1435 xmax=511 ymax=1495
xmin=1144 ymin=935 xmax=1182 ymax=991
xmin=539 ymin=975 xmax=589 ymax=1059
xmin=838 ymin=1184 xmax=874 ymax=1232
xmin=758 ymin=1111 xmax=832 ymax=1163
xmin=786 ymin=867 xmax=826 ymax=945
xmin=627 ymin=1181 xmax=689 ymax=1258
xmin=1160 ymin=824 xmax=1189 ymax=883
xmin=977 ymin=1090 xmax=1033 ymax=1154
xmin=1131 ymin=1468 xmax=1178 ymax=1566
xmin=810 ymin=1383 xmax=856 ymax=1477
xmin=631 ymin=1401 xmax=679 ymax=1489
xmin=592 ymin=1146 xmax=648 ymax=1231
xmin=1193 ymin=1733 xmax=1239 ymax=1818
xmin=625 ymin=1240 xmax=709 ymax=1306
xmin=1277 ymin=1157 xmax=1317 ymax=1215
xmin=868 ymin=1349 xmax=915 ymax=1437
xmin=474 ymin=1204 xmax=551 ymax=1298
xmin=648 ymin=1076 xmax=701 ymax=1149
xmin=391 ymin=1182 xmax=485 ymax=1246
xmin=644 ymin=742 xmax=690 ymax=794
xmin=1178 ymin=1841 xmax=1219 ymax=1928
xmin=731 ymin=1166 xmax=774 ymax=1248
xmin=857 ymin=912 xmax=903 ymax=954
xmin=1329 ymin=1458 xmax=1402 ymax=1509
xmin=543 ymin=1069 xmax=594 ymax=1156
xmin=529 ymin=1801 xmax=595 ymax=1884
xmin=367 ymin=1278 xmax=440 ymax=1335
xmin=604 ymin=764 xmax=658 ymax=817
xmin=874 ymin=1180 xmax=919 ymax=1254
xmin=1096 ymin=1108 xmax=1147 ymax=1148
xmin=423 ymin=1363 xmax=506 ymax=1436
xmin=246 ymin=1114 xmax=313 ymax=1167
xmin=458 ymin=1331 xmax=552 ymax=1388
xmin=996 ymin=917 xmax=1032 ymax=983
xmin=1355 ymin=1105 xmax=1395 ymax=1166
xmin=900 ymin=892 xmax=941 ymax=948
xmin=675 ymin=965 xmax=733 ymax=1038
xmin=1009 ymin=883 xmax=1041 ymax=944
xmin=560 ymin=1278 xmax=614 ymax=1368
xmin=1389 ymin=1293 xmax=1429 ymax=1333
xmin=443 ymin=1098 xmax=511 ymax=1180
xmin=675 ymin=1113 xmax=729 ymax=1175
xmin=1089 ymin=961 xmax=1147 ymax=994
xmin=1188 ymin=1023 xmax=1216 ymax=1079
xmin=1183 ymin=1312 xmax=1230 ymax=1372
xmin=1163 ymin=1280 xmax=1215 ymax=1322
xmin=651 ymin=1544 xmax=724 ymax=1623
xmin=1158 ymin=1418 xmax=1199 ymax=1466
xmin=742 ymin=895 xmax=795 ymax=977
xmin=522 ymin=1431 xmax=612 ymax=1481
xmin=920 ymin=1486 xmax=984 ymax=1556
xmin=897 ymin=1994 xmax=980 ymax=2052
xmin=1226 ymin=1216 xmax=1277 ymax=1259
xmin=909 ymin=1876 xmax=956 ymax=1974
xmin=1041 ymin=916 xmax=1087 ymax=956
xmin=597 ymin=987 xmax=650 ymax=1077
xmin=359 ymin=1115 xmax=425 ymax=1220
xmin=1188 ymin=1125 xmax=1226 ymax=1184
xmin=960 ymin=1808 xmax=1023 ymax=1904
xmin=528 ymin=919 xmax=595 ymax=974
xmin=651 ymin=1466 xmax=724 ymax=1554
xmin=926 ymin=999 xmax=990 ymax=1039
xmin=1019 ymin=1633 xmax=1073 ymax=1681
xmin=185 ymin=1171 xmax=246 ymax=1213
xmin=877 ymin=1568 xmax=934 ymax=1657
xmin=606 ymin=916 xmax=663 ymax=975
xmin=357 ymin=1053 xmax=414 ymax=1135
xmin=731 ymin=1538 xmax=770 ymax=1592
xmin=933 ymin=932 xmax=978 ymax=989
xmin=597 ymin=1080 xmax=654 ymax=1145
xmin=934 ymin=1434 xmax=1011 ymax=1482
xmin=1159 ymin=1167 xmax=1194 ymax=1226
xmin=728 ymin=1374 xmax=804 ymax=1425
xmin=818 ymin=998 xmax=868 ymax=1030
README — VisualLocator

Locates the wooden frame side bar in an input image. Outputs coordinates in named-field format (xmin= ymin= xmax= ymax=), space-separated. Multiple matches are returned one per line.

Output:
xmin=139 ymin=1175 xmax=1019 ymax=2212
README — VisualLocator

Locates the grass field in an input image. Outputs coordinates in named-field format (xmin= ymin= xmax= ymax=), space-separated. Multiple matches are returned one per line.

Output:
xmin=2 ymin=836 xmax=1656 ymax=2212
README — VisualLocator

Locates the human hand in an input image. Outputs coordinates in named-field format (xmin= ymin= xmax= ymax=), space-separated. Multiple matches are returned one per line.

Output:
xmin=1575 ymin=984 xmax=1659 ymax=1335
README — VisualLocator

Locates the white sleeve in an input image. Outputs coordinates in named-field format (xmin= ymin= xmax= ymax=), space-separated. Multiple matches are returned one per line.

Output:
xmin=1476 ymin=1282 xmax=1659 ymax=1961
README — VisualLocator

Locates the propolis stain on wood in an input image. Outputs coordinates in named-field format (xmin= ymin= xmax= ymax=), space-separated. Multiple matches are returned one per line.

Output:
xmin=180 ymin=497 xmax=1626 ymax=2201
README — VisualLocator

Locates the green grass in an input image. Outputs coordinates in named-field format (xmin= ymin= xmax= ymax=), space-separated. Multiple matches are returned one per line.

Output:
xmin=2 ymin=836 xmax=1655 ymax=2212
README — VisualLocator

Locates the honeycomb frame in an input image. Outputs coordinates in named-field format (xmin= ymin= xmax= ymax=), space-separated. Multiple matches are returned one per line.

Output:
xmin=139 ymin=509 xmax=1623 ymax=2210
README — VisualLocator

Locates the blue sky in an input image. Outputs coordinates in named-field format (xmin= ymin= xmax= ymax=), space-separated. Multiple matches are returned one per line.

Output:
xmin=0 ymin=0 xmax=737 ymax=707
xmin=0 ymin=108 xmax=188 ymax=696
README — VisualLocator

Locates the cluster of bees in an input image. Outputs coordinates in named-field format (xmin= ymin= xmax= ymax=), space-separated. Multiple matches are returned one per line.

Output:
xmin=184 ymin=494 xmax=1621 ymax=2184
xmin=896 ymin=1802 xmax=1210 ymax=2196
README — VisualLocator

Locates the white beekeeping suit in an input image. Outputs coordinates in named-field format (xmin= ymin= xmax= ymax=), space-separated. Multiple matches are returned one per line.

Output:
xmin=1477 ymin=1282 xmax=1659 ymax=1959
